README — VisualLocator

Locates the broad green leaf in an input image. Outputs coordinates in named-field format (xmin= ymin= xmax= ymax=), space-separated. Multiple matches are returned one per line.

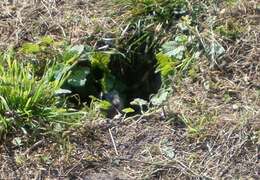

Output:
xmin=63 ymin=45 xmax=85 ymax=64
xmin=40 ymin=36 xmax=54 ymax=45
xmin=70 ymin=45 xmax=85 ymax=55
xmin=161 ymin=41 xmax=176 ymax=53
xmin=62 ymin=50 xmax=78 ymax=64
xmin=90 ymin=52 xmax=111 ymax=71
xmin=159 ymin=64 xmax=173 ymax=77
xmin=165 ymin=45 xmax=186 ymax=60
xmin=151 ymin=89 xmax=169 ymax=106
xmin=206 ymin=41 xmax=225 ymax=58
xmin=20 ymin=43 xmax=41 ymax=54
xmin=122 ymin=107 xmax=135 ymax=114
xmin=175 ymin=35 xmax=188 ymax=44
xmin=67 ymin=67 xmax=90 ymax=87
xmin=161 ymin=37 xmax=187 ymax=60
xmin=156 ymin=52 xmax=176 ymax=77
xmin=99 ymin=100 xmax=112 ymax=110
xmin=130 ymin=98 xmax=148 ymax=106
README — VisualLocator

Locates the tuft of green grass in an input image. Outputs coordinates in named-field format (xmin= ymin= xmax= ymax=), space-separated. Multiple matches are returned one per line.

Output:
xmin=180 ymin=112 xmax=217 ymax=139
xmin=116 ymin=0 xmax=188 ymax=22
xmin=0 ymin=48 xmax=86 ymax=137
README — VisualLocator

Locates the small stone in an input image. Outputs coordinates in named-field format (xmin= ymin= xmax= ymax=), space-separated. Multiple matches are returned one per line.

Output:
xmin=232 ymin=104 xmax=239 ymax=110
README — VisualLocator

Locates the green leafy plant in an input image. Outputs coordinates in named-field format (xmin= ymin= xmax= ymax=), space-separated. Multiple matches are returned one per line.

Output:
xmin=51 ymin=45 xmax=127 ymax=107
xmin=156 ymin=34 xmax=200 ymax=79
xmin=18 ymin=36 xmax=66 ymax=77
xmin=0 ymin=48 xmax=81 ymax=136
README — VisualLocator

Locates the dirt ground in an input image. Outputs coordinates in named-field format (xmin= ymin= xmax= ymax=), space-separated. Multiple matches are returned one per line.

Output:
xmin=0 ymin=0 xmax=259 ymax=179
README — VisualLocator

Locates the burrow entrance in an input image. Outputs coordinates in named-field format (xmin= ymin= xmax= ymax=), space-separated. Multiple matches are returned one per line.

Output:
xmin=108 ymin=51 xmax=162 ymax=105
xmin=62 ymin=31 xmax=164 ymax=117
xmin=64 ymin=46 xmax=162 ymax=117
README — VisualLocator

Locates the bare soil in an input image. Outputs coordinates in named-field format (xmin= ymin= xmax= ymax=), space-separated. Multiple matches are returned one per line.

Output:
xmin=0 ymin=0 xmax=259 ymax=179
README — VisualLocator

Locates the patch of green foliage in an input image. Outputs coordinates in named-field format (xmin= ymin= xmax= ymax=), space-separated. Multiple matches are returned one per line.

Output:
xmin=0 ymin=41 xmax=94 ymax=138
xmin=0 ymin=49 xmax=74 ymax=136
xmin=115 ymin=0 xmax=223 ymax=80
xmin=18 ymin=38 xmax=127 ymax=114
xmin=111 ymin=0 xmax=228 ymax=112
xmin=215 ymin=20 xmax=244 ymax=40
xmin=156 ymin=33 xmax=200 ymax=79
xmin=19 ymin=36 xmax=65 ymax=76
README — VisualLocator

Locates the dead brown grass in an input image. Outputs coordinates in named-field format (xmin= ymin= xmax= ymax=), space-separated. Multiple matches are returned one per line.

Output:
xmin=0 ymin=0 xmax=120 ymax=49
xmin=0 ymin=0 xmax=259 ymax=179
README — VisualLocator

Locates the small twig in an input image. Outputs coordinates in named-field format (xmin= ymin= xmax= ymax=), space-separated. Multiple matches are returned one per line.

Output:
xmin=24 ymin=139 xmax=45 ymax=155
xmin=109 ymin=128 xmax=119 ymax=156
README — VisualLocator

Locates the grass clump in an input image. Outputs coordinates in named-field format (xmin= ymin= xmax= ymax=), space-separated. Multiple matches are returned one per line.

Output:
xmin=0 ymin=48 xmax=86 ymax=137
xmin=118 ymin=0 xmax=188 ymax=23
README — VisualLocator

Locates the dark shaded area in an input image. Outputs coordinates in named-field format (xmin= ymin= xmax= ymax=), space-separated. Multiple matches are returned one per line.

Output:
xmin=109 ymin=52 xmax=162 ymax=106
xmin=66 ymin=34 xmax=162 ymax=115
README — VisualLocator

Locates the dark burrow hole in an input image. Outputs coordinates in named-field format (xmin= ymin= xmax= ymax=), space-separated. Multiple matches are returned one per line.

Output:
xmin=61 ymin=28 xmax=165 ymax=118
xmin=67 ymin=50 xmax=162 ymax=118
xmin=109 ymin=52 xmax=162 ymax=104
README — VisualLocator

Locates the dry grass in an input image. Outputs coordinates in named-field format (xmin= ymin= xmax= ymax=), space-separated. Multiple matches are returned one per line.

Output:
xmin=0 ymin=0 xmax=121 ymax=49
xmin=0 ymin=0 xmax=259 ymax=179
